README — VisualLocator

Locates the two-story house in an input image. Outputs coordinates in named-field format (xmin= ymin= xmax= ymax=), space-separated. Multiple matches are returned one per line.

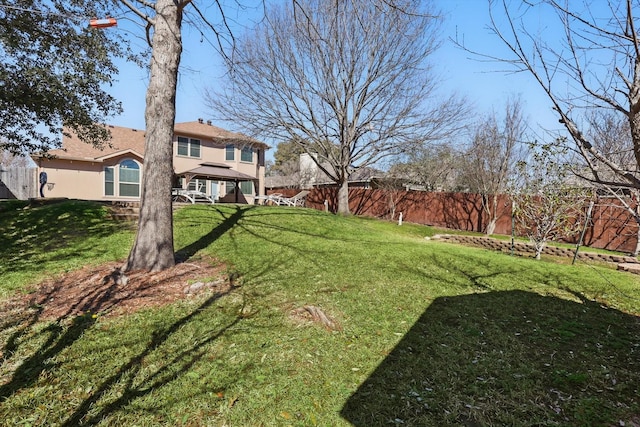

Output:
xmin=31 ymin=119 xmax=268 ymax=204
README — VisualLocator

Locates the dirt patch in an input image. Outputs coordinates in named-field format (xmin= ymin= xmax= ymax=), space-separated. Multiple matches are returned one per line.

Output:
xmin=6 ymin=257 xmax=230 ymax=321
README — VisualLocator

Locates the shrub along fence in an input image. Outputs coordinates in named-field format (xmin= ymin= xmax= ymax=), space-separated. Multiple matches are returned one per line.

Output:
xmin=270 ymin=187 xmax=639 ymax=254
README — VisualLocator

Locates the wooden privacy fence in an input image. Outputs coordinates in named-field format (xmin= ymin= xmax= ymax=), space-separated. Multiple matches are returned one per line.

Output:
xmin=270 ymin=187 xmax=639 ymax=254
xmin=0 ymin=167 xmax=36 ymax=200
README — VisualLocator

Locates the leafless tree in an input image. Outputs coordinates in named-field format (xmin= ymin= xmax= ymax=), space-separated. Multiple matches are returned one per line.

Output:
xmin=461 ymin=98 xmax=528 ymax=235
xmin=476 ymin=0 xmax=640 ymax=254
xmin=207 ymin=0 xmax=467 ymax=214
xmin=511 ymin=144 xmax=591 ymax=260
xmin=0 ymin=150 xmax=32 ymax=168
xmin=584 ymin=110 xmax=640 ymax=254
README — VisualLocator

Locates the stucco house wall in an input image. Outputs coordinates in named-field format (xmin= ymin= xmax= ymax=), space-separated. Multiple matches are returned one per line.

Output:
xmin=32 ymin=120 xmax=268 ymax=204
xmin=38 ymin=153 xmax=144 ymax=201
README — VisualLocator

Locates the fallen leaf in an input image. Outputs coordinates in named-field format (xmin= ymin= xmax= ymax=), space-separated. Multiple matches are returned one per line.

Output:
xmin=228 ymin=396 xmax=239 ymax=408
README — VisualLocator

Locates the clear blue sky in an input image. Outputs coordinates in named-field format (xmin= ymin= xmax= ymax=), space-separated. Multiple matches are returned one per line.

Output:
xmin=107 ymin=0 xmax=565 ymax=156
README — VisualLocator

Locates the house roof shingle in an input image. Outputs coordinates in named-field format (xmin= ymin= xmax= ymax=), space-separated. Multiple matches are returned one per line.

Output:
xmin=44 ymin=125 xmax=145 ymax=161
xmin=174 ymin=121 xmax=267 ymax=147
xmin=40 ymin=121 xmax=267 ymax=162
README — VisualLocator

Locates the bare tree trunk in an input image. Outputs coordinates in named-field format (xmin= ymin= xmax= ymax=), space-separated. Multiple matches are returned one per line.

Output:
xmin=337 ymin=179 xmax=350 ymax=215
xmin=535 ymin=247 xmax=543 ymax=260
xmin=634 ymin=204 xmax=640 ymax=257
xmin=485 ymin=218 xmax=497 ymax=236
xmin=485 ymin=194 xmax=498 ymax=235
xmin=125 ymin=0 xmax=182 ymax=272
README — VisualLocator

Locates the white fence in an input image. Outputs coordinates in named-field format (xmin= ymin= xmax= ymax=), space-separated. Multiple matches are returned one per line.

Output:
xmin=0 ymin=167 xmax=36 ymax=200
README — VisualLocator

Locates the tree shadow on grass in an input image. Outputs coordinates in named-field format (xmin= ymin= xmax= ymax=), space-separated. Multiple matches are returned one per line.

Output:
xmin=0 ymin=200 xmax=125 ymax=275
xmin=341 ymin=290 xmax=640 ymax=426
xmin=0 ymin=204 xmax=305 ymax=418
xmin=175 ymin=205 xmax=251 ymax=262
xmin=0 ymin=205 xmax=291 ymax=425
xmin=0 ymin=305 xmax=96 ymax=401
xmin=60 ymin=287 xmax=241 ymax=426
xmin=0 ymin=283 xmax=239 ymax=418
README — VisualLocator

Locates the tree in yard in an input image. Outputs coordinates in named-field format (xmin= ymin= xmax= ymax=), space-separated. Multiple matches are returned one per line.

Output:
xmin=118 ymin=0 xmax=238 ymax=272
xmin=482 ymin=0 xmax=640 ymax=255
xmin=271 ymin=139 xmax=305 ymax=177
xmin=460 ymin=97 xmax=528 ymax=235
xmin=2 ymin=0 xmax=240 ymax=272
xmin=511 ymin=144 xmax=591 ymax=260
xmin=207 ymin=0 xmax=467 ymax=215
xmin=390 ymin=144 xmax=465 ymax=192
xmin=117 ymin=0 xmax=185 ymax=272
xmin=0 ymin=1 xmax=130 ymax=154
xmin=585 ymin=110 xmax=640 ymax=255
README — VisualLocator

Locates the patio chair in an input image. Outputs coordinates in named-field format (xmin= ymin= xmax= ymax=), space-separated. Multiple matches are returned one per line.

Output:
xmin=172 ymin=188 xmax=215 ymax=204
xmin=279 ymin=190 xmax=309 ymax=207
xmin=255 ymin=193 xmax=284 ymax=205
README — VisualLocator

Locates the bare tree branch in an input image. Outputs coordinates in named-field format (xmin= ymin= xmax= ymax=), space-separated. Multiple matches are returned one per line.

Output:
xmin=208 ymin=0 xmax=467 ymax=214
xmin=120 ymin=0 xmax=154 ymax=25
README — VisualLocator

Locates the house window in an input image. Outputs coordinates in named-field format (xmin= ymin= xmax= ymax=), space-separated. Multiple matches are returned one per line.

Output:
xmin=241 ymin=146 xmax=253 ymax=162
xmin=119 ymin=159 xmax=140 ymax=197
xmin=240 ymin=181 xmax=253 ymax=195
xmin=225 ymin=144 xmax=235 ymax=161
xmin=104 ymin=160 xmax=141 ymax=197
xmin=177 ymin=137 xmax=201 ymax=158
xmin=104 ymin=167 xmax=114 ymax=196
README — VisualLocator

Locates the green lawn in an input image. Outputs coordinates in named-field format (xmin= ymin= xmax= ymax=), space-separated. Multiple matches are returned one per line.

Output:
xmin=1 ymin=201 xmax=639 ymax=426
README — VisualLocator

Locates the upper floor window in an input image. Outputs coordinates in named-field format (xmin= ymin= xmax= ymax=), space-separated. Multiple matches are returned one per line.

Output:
xmin=241 ymin=146 xmax=253 ymax=162
xmin=177 ymin=136 xmax=201 ymax=158
xmin=225 ymin=144 xmax=235 ymax=161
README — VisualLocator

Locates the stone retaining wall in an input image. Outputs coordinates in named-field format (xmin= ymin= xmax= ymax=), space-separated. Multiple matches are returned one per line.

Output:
xmin=431 ymin=234 xmax=639 ymax=265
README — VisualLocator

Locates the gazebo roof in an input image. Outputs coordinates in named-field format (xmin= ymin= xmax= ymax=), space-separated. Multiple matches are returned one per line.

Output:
xmin=178 ymin=164 xmax=258 ymax=182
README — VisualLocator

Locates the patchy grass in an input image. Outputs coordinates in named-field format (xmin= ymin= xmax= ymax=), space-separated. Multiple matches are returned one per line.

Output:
xmin=0 ymin=202 xmax=638 ymax=426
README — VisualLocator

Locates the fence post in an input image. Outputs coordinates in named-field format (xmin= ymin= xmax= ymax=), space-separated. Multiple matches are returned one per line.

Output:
xmin=572 ymin=200 xmax=595 ymax=265
xmin=511 ymin=200 xmax=515 ymax=256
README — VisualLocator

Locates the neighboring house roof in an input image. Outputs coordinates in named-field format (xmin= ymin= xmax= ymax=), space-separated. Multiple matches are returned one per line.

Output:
xmin=34 ymin=120 xmax=268 ymax=162
xmin=96 ymin=149 xmax=144 ymax=161
xmin=266 ymin=163 xmax=388 ymax=189
xmin=265 ymin=174 xmax=299 ymax=189
xmin=311 ymin=165 xmax=386 ymax=186
xmin=349 ymin=166 xmax=384 ymax=182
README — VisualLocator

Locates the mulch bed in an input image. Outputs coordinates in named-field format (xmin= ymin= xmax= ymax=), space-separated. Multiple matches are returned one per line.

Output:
xmin=2 ymin=257 xmax=230 ymax=322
